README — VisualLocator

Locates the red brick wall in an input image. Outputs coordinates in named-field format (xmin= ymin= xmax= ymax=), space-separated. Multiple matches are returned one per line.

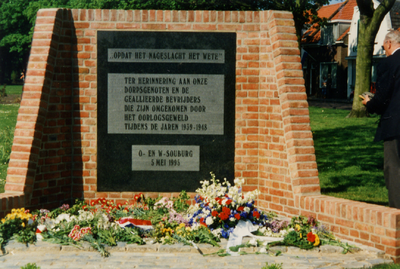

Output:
xmin=3 ymin=8 xmax=400 ymax=262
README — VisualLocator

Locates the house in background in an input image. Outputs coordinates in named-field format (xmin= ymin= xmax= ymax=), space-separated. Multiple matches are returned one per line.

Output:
xmin=301 ymin=0 xmax=356 ymax=99
xmin=301 ymin=0 xmax=400 ymax=99
xmin=346 ymin=0 xmax=400 ymax=98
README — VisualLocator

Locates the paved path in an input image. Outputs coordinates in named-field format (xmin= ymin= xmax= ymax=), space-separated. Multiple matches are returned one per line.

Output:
xmin=0 ymin=239 xmax=393 ymax=269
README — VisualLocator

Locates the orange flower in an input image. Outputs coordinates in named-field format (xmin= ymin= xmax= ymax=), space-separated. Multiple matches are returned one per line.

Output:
xmin=307 ymin=232 xmax=316 ymax=243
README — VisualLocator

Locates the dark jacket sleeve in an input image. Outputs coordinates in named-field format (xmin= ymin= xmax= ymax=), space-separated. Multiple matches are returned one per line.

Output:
xmin=366 ymin=59 xmax=393 ymax=115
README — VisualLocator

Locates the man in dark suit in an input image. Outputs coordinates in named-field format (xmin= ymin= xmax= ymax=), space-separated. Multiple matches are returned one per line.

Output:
xmin=362 ymin=30 xmax=400 ymax=208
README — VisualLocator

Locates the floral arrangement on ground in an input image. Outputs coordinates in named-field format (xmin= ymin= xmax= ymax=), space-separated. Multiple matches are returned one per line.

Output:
xmin=0 ymin=173 xmax=356 ymax=257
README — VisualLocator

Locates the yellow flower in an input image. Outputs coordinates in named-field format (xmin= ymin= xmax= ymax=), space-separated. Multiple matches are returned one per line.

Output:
xmin=21 ymin=222 xmax=25 ymax=227
xmin=300 ymin=233 xmax=302 ymax=239
xmin=178 ymin=223 xmax=185 ymax=228
xmin=295 ymin=224 xmax=301 ymax=231
xmin=11 ymin=209 xmax=15 ymax=213
xmin=1 ymin=219 xmax=4 ymax=223
xmin=313 ymin=234 xmax=320 ymax=246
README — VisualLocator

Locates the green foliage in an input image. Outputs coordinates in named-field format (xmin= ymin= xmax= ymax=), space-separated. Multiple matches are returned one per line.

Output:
xmin=41 ymin=229 xmax=81 ymax=247
xmin=261 ymin=263 xmax=283 ymax=269
xmin=21 ymin=263 xmax=41 ymax=269
xmin=0 ymin=127 xmax=13 ymax=165
xmin=0 ymin=218 xmax=24 ymax=247
xmin=0 ymin=103 xmax=20 ymax=190
xmin=10 ymin=71 xmax=18 ymax=84
xmin=115 ymin=227 xmax=144 ymax=245
xmin=4 ymin=85 xmax=23 ymax=95
xmin=81 ymin=234 xmax=110 ymax=257
xmin=0 ymin=85 xmax=6 ymax=97
xmin=372 ymin=264 xmax=400 ymax=269
xmin=173 ymin=190 xmax=190 ymax=212
xmin=15 ymin=223 xmax=36 ymax=245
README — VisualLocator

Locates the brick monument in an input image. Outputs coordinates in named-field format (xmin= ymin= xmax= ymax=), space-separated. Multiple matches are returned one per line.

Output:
xmin=3 ymin=8 xmax=400 ymax=262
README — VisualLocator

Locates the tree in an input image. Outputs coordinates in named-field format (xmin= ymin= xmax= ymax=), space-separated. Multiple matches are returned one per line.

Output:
xmin=348 ymin=0 xmax=396 ymax=118
xmin=0 ymin=0 xmax=70 ymax=83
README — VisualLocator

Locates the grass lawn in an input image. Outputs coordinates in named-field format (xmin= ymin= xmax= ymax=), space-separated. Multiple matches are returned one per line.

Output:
xmin=0 ymin=85 xmax=22 ymax=193
xmin=309 ymin=106 xmax=387 ymax=206
xmin=373 ymin=265 xmax=400 ymax=268
xmin=3 ymin=84 xmax=23 ymax=95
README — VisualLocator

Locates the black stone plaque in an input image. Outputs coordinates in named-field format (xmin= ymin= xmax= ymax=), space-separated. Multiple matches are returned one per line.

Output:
xmin=97 ymin=31 xmax=236 ymax=192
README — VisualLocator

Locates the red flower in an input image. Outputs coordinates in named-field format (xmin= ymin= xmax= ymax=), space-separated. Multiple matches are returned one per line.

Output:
xmin=253 ymin=211 xmax=260 ymax=218
xmin=225 ymin=199 xmax=232 ymax=205
xmin=215 ymin=197 xmax=222 ymax=205
xmin=211 ymin=210 xmax=218 ymax=217
xmin=222 ymin=207 xmax=230 ymax=215
xmin=307 ymin=232 xmax=316 ymax=243
xmin=218 ymin=212 xmax=229 ymax=221
xmin=199 ymin=218 xmax=207 ymax=226
xmin=237 ymin=206 xmax=244 ymax=212
xmin=234 ymin=213 xmax=241 ymax=220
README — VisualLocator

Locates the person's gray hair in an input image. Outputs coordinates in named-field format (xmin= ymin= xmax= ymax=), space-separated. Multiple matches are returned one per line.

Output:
xmin=385 ymin=30 xmax=400 ymax=44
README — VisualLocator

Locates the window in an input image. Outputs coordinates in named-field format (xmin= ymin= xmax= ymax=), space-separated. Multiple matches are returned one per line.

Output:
xmin=320 ymin=62 xmax=337 ymax=88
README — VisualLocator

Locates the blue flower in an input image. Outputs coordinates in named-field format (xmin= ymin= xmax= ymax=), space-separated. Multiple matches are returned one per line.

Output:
xmin=221 ymin=229 xmax=229 ymax=238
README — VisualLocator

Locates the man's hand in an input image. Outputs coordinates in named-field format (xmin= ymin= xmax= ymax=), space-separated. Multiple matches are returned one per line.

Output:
xmin=362 ymin=95 xmax=370 ymax=105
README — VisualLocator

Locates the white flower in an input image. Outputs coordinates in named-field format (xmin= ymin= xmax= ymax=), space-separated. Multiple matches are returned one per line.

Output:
xmin=244 ymin=207 xmax=250 ymax=213
xmin=202 ymin=209 xmax=210 ymax=215
xmin=205 ymin=217 xmax=213 ymax=225
xmin=211 ymin=228 xmax=222 ymax=238
xmin=78 ymin=210 xmax=94 ymax=222
xmin=191 ymin=223 xmax=201 ymax=231
xmin=55 ymin=213 xmax=72 ymax=223
xmin=279 ymin=230 xmax=287 ymax=236
xmin=229 ymin=217 xmax=235 ymax=222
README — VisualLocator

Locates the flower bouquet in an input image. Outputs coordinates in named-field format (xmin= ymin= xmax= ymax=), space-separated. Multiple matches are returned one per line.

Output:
xmin=187 ymin=173 xmax=268 ymax=239
xmin=0 ymin=173 xmax=357 ymax=257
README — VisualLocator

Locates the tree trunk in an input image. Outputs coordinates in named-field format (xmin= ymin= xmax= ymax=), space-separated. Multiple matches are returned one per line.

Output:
xmin=347 ymin=15 xmax=375 ymax=118
xmin=348 ymin=0 xmax=396 ymax=118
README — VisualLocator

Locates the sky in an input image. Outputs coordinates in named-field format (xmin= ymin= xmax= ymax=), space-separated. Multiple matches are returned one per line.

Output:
xmin=329 ymin=0 xmax=345 ymax=3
